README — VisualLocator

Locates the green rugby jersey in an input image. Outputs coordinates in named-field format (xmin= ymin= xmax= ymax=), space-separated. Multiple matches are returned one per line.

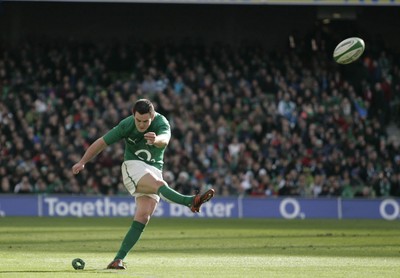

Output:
xmin=103 ymin=112 xmax=171 ymax=170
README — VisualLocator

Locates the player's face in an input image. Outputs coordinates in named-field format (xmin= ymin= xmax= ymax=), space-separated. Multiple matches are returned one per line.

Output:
xmin=134 ymin=112 xmax=152 ymax=132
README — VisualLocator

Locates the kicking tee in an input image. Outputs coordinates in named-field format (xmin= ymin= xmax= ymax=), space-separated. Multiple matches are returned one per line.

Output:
xmin=103 ymin=112 xmax=171 ymax=170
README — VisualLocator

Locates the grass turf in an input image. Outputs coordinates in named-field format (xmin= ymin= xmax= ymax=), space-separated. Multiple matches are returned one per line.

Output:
xmin=0 ymin=217 xmax=399 ymax=277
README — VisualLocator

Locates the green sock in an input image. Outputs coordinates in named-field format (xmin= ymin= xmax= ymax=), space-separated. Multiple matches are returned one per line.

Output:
xmin=114 ymin=221 xmax=146 ymax=260
xmin=157 ymin=185 xmax=194 ymax=207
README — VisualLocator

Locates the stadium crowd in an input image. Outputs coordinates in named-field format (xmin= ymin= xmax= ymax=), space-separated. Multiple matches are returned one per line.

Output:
xmin=1 ymin=36 xmax=400 ymax=198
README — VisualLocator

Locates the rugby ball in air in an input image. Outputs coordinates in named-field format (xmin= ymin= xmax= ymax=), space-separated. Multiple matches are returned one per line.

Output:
xmin=333 ymin=37 xmax=365 ymax=64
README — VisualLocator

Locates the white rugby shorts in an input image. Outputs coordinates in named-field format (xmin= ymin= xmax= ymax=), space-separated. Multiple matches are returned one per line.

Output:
xmin=121 ymin=160 xmax=161 ymax=202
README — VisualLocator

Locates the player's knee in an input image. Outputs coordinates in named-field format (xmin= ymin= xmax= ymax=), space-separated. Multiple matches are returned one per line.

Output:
xmin=155 ymin=179 xmax=167 ymax=189
xmin=134 ymin=212 xmax=151 ymax=224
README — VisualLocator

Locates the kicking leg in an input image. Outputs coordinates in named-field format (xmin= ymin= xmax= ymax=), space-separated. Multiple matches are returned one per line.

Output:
xmin=136 ymin=173 xmax=194 ymax=207
xmin=137 ymin=173 xmax=215 ymax=213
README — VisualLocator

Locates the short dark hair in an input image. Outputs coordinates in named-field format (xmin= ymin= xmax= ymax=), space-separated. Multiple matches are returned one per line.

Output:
xmin=133 ymin=99 xmax=155 ymax=116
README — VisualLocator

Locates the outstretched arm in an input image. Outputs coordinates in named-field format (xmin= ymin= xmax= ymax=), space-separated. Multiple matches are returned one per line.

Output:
xmin=72 ymin=137 xmax=108 ymax=174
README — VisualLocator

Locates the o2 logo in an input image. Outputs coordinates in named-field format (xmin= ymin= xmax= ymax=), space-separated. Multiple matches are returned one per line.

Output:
xmin=379 ymin=199 xmax=400 ymax=221
xmin=279 ymin=198 xmax=305 ymax=219
xmin=278 ymin=198 xmax=400 ymax=220
xmin=135 ymin=149 xmax=156 ymax=163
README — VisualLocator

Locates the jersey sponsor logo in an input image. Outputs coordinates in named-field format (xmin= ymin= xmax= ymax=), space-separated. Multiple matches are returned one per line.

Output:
xmin=135 ymin=149 xmax=156 ymax=163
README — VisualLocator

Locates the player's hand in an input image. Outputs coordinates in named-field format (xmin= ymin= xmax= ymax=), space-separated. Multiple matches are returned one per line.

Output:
xmin=144 ymin=132 xmax=156 ymax=145
xmin=72 ymin=163 xmax=85 ymax=174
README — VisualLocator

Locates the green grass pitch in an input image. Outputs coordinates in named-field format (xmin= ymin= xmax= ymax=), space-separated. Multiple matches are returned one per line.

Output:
xmin=0 ymin=217 xmax=399 ymax=277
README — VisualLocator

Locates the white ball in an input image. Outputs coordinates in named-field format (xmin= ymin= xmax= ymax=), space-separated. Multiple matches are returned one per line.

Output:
xmin=333 ymin=37 xmax=365 ymax=64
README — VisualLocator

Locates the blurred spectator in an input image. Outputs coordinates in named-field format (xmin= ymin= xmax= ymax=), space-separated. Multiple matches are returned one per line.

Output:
xmin=14 ymin=176 xmax=34 ymax=194
xmin=174 ymin=171 xmax=192 ymax=195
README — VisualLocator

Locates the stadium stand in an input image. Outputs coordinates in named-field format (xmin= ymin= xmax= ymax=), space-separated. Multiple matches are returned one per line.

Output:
xmin=1 ymin=3 xmax=400 ymax=198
